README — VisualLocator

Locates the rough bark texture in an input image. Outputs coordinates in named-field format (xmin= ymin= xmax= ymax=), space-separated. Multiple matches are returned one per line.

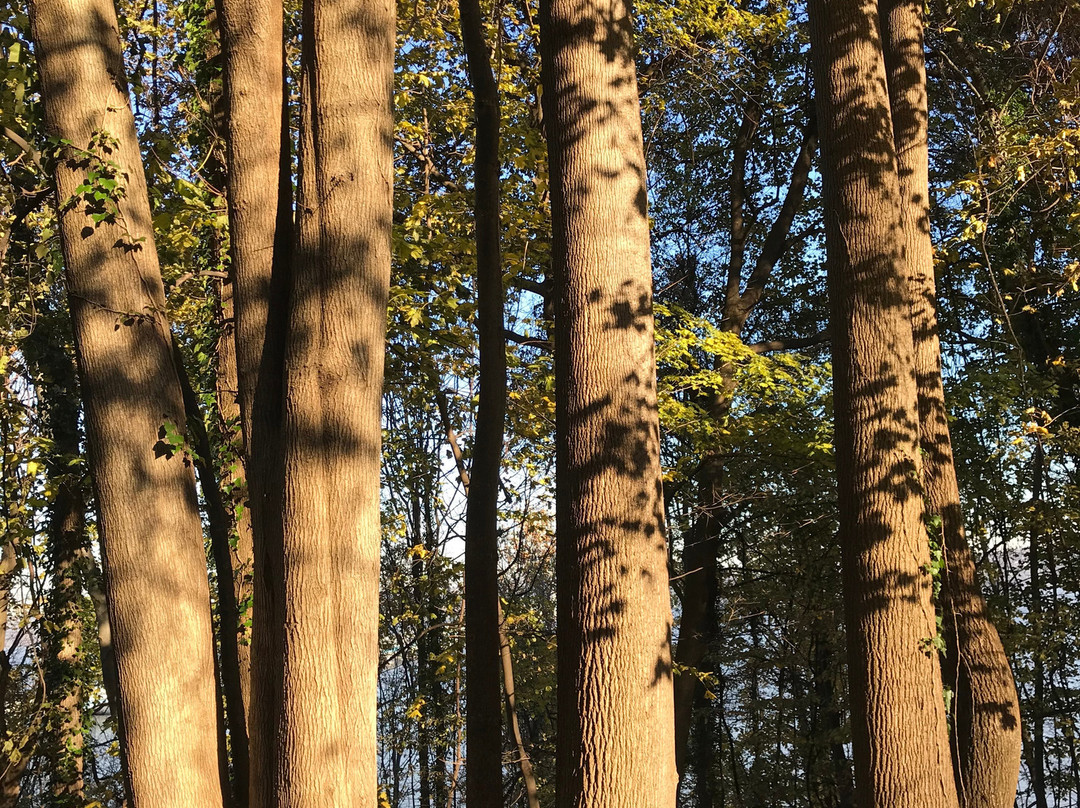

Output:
xmin=22 ymin=327 xmax=88 ymax=807
xmin=175 ymin=343 xmax=249 ymax=807
xmin=541 ymin=0 xmax=678 ymax=802
xmin=28 ymin=0 xmax=225 ymax=805
xmin=272 ymin=0 xmax=394 ymax=801
xmin=214 ymin=0 xmax=291 ymax=804
xmin=458 ymin=0 xmax=508 ymax=803
xmin=879 ymin=3 xmax=1023 ymax=806
xmin=806 ymin=1 xmax=959 ymax=806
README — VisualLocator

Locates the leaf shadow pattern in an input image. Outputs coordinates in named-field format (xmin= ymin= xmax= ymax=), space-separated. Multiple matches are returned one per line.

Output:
xmin=29 ymin=0 xmax=227 ymax=803
xmin=541 ymin=0 xmax=678 ymax=800
xmin=807 ymin=0 xmax=974 ymax=805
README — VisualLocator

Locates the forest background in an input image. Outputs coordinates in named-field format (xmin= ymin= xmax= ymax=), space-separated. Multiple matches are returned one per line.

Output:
xmin=0 ymin=0 xmax=1077 ymax=806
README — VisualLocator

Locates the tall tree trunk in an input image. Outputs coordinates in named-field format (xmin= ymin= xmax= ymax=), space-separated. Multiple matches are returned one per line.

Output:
xmin=22 ymin=327 xmax=88 ymax=807
xmin=174 ymin=342 xmax=249 ymax=807
xmin=541 ymin=0 xmax=678 ymax=802
xmin=879 ymin=3 xmax=1022 ymax=806
xmin=458 ymin=0 xmax=508 ymax=804
xmin=1026 ymin=440 xmax=1049 ymax=808
xmin=29 ymin=0 xmax=226 ymax=804
xmin=202 ymin=0 xmax=254 ymax=729
xmin=272 ymin=0 xmax=394 ymax=801
xmin=214 ymin=0 xmax=291 ymax=803
xmin=806 ymin=1 xmax=958 ymax=806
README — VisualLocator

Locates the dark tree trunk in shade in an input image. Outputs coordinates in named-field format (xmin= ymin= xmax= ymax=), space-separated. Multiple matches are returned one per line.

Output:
xmin=22 ymin=327 xmax=88 ymax=808
xmin=458 ymin=0 xmax=508 ymax=804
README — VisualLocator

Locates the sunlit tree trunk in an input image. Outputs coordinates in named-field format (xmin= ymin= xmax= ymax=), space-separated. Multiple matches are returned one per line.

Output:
xmin=214 ymin=0 xmax=291 ymax=803
xmin=541 ymin=0 xmax=677 ymax=802
xmin=807 ymin=0 xmax=959 ymax=805
xmin=879 ymin=3 xmax=1022 ymax=806
xmin=29 ymin=0 xmax=225 ymax=804
xmin=272 ymin=0 xmax=394 ymax=801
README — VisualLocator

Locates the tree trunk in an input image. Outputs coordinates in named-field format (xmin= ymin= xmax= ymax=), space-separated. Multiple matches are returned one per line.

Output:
xmin=541 ymin=0 xmax=678 ymax=801
xmin=214 ymin=0 xmax=292 ymax=803
xmin=458 ymin=0 xmax=508 ymax=804
xmin=202 ymin=0 xmax=254 ymax=726
xmin=175 ymin=342 xmax=249 ymax=808
xmin=215 ymin=273 xmax=254 ymax=720
xmin=272 ymin=0 xmax=394 ymax=801
xmin=806 ymin=1 xmax=958 ymax=805
xmin=29 ymin=0 xmax=226 ymax=804
xmin=1026 ymin=440 xmax=1049 ymax=808
xmin=879 ymin=3 xmax=1022 ymax=807
xmin=499 ymin=607 xmax=540 ymax=808
xmin=22 ymin=326 xmax=88 ymax=808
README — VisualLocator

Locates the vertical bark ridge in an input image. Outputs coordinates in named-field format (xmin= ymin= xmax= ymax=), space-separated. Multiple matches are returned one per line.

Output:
xmin=541 ymin=0 xmax=678 ymax=801
xmin=29 ymin=0 xmax=226 ymax=803
xmin=806 ymin=0 xmax=959 ymax=805
xmin=879 ymin=3 xmax=1022 ymax=806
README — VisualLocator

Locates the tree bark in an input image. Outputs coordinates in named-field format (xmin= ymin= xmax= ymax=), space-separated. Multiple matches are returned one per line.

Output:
xmin=174 ymin=342 xmax=249 ymax=808
xmin=879 ymin=3 xmax=1022 ymax=806
xmin=22 ymin=326 xmax=88 ymax=808
xmin=202 ymin=0 xmax=254 ymax=729
xmin=457 ymin=0 xmax=508 ymax=804
xmin=214 ymin=0 xmax=292 ymax=803
xmin=499 ymin=606 xmax=540 ymax=808
xmin=541 ymin=0 xmax=678 ymax=802
xmin=28 ymin=0 xmax=226 ymax=804
xmin=806 ymin=0 xmax=959 ymax=805
xmin=1026 ymin=440 xmax=1049 ymax=808
xmin=215 ymin=273 xmax=254 ymax=720
xmin=271 ymin=0 xmax=394 ymax=801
